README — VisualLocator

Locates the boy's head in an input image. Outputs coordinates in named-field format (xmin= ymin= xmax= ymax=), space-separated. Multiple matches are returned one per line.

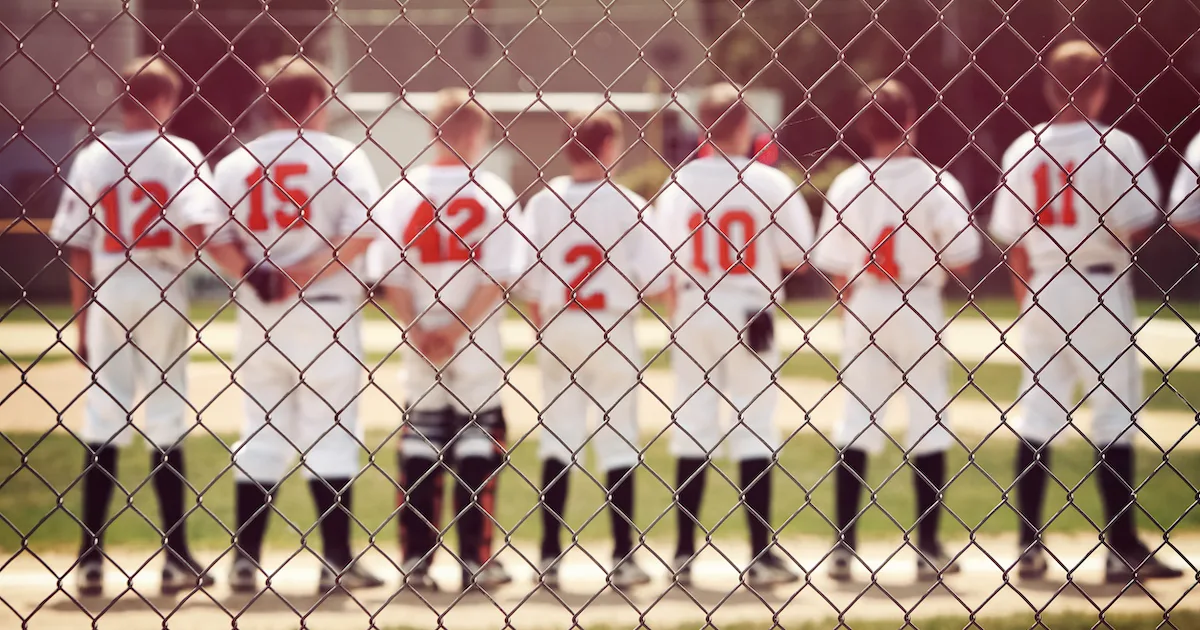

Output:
xmin=564 ymin=109 xmax=623 ymax=169
xmin=432 ymin=88 xmax=489 ymax=162
xmin=855 ymin=79 xmax=916 ymax=144
xmin=120 ymin=56 xmax=182 ymax=124
xmin=1043 ymin=40 xmax=1110 ymax=116
xmin=258 ymin=56 xmax=332 ymax=128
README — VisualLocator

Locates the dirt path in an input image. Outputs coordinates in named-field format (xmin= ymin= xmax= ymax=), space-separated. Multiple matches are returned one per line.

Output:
xmin=1 ymin=536 xmax=1195 ymax=629
xmin=3 ymin=360 xmax=1198 ymax=451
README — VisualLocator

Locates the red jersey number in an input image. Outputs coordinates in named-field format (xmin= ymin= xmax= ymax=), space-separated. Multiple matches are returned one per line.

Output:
xmin=246 ymin=163 xmax=310 ymax=231
xmin=687 ymin=209 xmax=757 ymax=275
xmin=100 ymin=181 xmax=172 ymax=253
xmin=564 ymin=243 xmax=606 ymax=310
xmin=403 ymin=197 xmax=487 ymax=263
xmin=1033 ymin=161 xmax=1077 ymax=227
xmin=865 ymin=226 xmax=899 ymax=281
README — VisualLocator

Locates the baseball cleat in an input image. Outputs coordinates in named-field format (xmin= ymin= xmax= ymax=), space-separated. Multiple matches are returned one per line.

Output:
xmin=671 ymin=554 xmax=695 ymax=587
xmin=609 ymin=556 xmax=651 ymax=589
xmin=538 ymin=557 xmax=561 ymax=590
xmin=1105 ymin=543 xmax=1184 ymax=584
xmin=401 ymin=557 xmax=439 ymax=592
xmin=319 ymin=560 xmax=385 ymax=594
xmin=916 ymin=544 xmax=962 ymax=581
xmin=228 ymin=557 xmax=259 ymax=595
xmin=76 ymin=559 xmax=104 ymax=597
xmin=744 ymin=551 xmax=799 ymax=589
xmin=161 ymin=555 xmax=215 ymax=595
xmin=827 ymin=546 xmax=854 ymax=583
xmin=461 ymin=559 xmax=512 ymax=591
xmin=1016 ymin=545 xmax=1049 ymax=581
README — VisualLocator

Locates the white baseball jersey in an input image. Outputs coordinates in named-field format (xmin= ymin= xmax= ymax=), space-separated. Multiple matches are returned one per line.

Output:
xmin=813 ymin=157 xmax=980 ymax=287
xmin=372 ymin=165 xmax=522 ymax=317
xmin=1168 ymin=132 xmax=1200 ymax=228
xmin=990 ymin=121 xmax=1159 ymax=446
xmin=372 ymin=165 xmax=522 ymax=419
xmin=655 ymin=156 xmax=814 ymax=317
xmin=211 ymin=129 xmax=381 ymax=304
xmin=213 ymin=129 xmax=381 ymax=483
xmin=813 ymin=157 xmax=981 ymax=456
xmin=50 ymin=130 xmax=217 ymax=279
xmin=518 ymin=179 xmax=666 ymax=324
xmin=655 ymin=156 xmax=813 ymax=461
xmin=990 ymin=121 xmax=1160 ymax=282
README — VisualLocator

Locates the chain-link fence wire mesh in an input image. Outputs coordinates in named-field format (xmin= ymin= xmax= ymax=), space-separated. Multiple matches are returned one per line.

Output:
xmin=2 ymin=0 xmax=1200 ymax=628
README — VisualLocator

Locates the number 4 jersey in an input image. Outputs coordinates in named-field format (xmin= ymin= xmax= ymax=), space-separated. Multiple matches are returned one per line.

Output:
xmin=211 ymin=129 xmax=382 ymax=303
xmin=50 ymin=131 xmax=218 ymax=280
xmin=812 ymin=156 xmax=980 ymax=290
xmin=989 ymin=121 xmax=1160 ymax=282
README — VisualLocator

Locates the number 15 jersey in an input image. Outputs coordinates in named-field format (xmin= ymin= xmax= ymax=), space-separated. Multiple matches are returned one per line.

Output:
xmin=989 ymin=121 xmax=1160 ymax=282
xmin=211 ymin=129 xmax=382 ymax=303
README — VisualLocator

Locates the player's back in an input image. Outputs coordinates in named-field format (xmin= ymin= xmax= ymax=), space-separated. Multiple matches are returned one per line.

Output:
xmin=994 ymin=121 xmax=1159 ymax=278
xmin=659 ymin=156 xmax=810 ymax=314
xmin=820 ymin=157 xmax=975 ymax=290
xmin=524 ymin=180 xmax=654 ymax=321
xmin=213 ymin=129 xmax=378 ymax=301
xmin=380 ymin=164 xmax=518 ymax=320
xmin=53 ymin=131 xmax=210 ymax=280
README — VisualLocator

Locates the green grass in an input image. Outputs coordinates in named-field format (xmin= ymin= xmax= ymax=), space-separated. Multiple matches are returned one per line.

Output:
xmin=2 ymin=429 xmax=1197 ymax=554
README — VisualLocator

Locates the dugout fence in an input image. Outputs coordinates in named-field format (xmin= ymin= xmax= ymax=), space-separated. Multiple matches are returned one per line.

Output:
xmin=1 ymin=0 xmax=1199 ymax=628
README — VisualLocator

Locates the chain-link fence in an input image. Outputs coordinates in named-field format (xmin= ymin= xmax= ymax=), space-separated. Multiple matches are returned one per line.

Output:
xmin=2 ymin=1 xmax=1199 ymax=629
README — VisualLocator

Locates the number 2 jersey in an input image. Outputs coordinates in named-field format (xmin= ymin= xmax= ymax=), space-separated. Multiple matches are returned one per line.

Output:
xmin=211 ymin=129 xmax=382 ymax=304
xmin=654 ymin=156 xmax=814 ymax=318
xmin=50 ymin=131 xmax=217 ymax=280
xmin=989 ymin=121 xmax=1160 ymax=283
xmin=812 ymin=156 xmax=980 ymax=289
xmin=370 ymin=165 xmax=523 ymax=326
xmin=516 ymin=179 xmax=667 ymax=327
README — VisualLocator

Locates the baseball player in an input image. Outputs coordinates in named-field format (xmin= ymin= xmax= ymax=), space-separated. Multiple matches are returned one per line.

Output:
xmin=990 ymin=40 xmax=1180 ymax=583
xmin=370 ymin=88 xmax=521 ymax=592
xmin=1168 ymin=130 xmax=1200 ymax=240
xmin=654 ymin=83 xmax=813 ymax=588
xmin=206 ymin=56 xmax=383 ymax=594
xmin=812 ymin=79 xmax=982 ymax=582
xmin=50 ymin=56 xmax=217 ymax=597
xmin=515 ymin=110 xmax=668 ymax=589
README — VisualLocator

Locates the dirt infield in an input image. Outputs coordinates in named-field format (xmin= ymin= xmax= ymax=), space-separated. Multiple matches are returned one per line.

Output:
xmin=0 ymin=536 xmax=1195 ymax=630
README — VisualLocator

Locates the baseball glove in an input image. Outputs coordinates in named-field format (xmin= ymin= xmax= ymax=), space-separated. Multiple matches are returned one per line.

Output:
xmin=244 ymin=262 xmax=286 ymax=302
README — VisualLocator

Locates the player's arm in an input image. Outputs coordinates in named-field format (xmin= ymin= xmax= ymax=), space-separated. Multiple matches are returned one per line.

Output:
xmin=65 ymin=247 xmax=93 ymax=363
xmin=1004 ymin=245 xmax=1032 ymax=305
xmin=281 ymin=236 xmax=374 ymax=291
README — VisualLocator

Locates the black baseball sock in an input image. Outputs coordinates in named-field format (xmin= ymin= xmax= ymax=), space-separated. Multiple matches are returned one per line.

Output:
xmin=234 ymin=480 xmax=273 ymax=563
xmin=399 ymin=454 xmax=441 ymax=564
xmin=606 ymin=466 xmax=636 ymax=560
xmin=78 ymin=443 xmax=119 ymax=564
xmin=150 ymin=447 xmax=192 ymax=564
xmin=913 ymin=451 xmax=947 ymax=551
xmin=455 ymin=455 xmax=500 ymax=565
xmin=539 ymin=458 xmax=570 ymax=560
xmin=674 ymin=457 xmax=708 ymax=560
xmin=738 ymin=458 xmax=773 ymax=558
xmin=834 ymin=448 xmax=868 ymax=551
xmin=1096 ymin=443 xmax=1139 ymax=551
xmin=1014 ymin=439 xmax=1051 ymax=548
xmin=310 ymin=477 xmax=353 ymax=568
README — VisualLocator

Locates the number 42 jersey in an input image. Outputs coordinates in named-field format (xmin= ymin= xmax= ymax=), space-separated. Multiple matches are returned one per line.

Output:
xmin=370 ymin=165 xmax=523 ymax=325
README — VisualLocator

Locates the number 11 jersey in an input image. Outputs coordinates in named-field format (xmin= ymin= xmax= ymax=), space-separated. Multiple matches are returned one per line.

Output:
xmin=989 ymin=121 xmax=1160 ymax=282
